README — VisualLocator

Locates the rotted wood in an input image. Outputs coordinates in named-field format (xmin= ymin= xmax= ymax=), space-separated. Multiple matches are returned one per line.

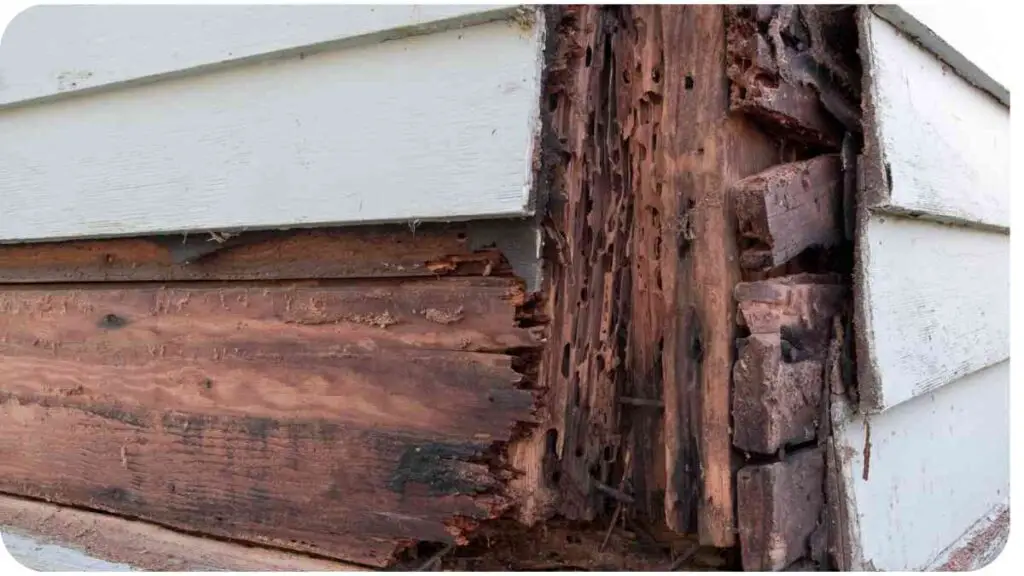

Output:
xmin=733 ymin=155 xmax=843 ymax=271
xmin=733 ymin=334 xmax=823 ymax=455
xmin=725 ymin=6 xmax=862 ymax=148
xmin=0 ymin=224 xmax=506 ymax=284
xmin=736 ymin=447 xmax=826 ymax=571
xmin=0 ymin=278 xmax=541 ymax=567
xmin=520 ymin=8 xmax=787 ymax=547
xmin=655 ymin=6 xmax=787 ymax=546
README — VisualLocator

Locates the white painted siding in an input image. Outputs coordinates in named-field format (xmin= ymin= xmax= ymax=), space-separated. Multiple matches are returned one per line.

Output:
xmin=0 ymin=5 xmax=514 ymax=107
xmin=857 ymin=216 xmax=1008 ymax=411
xmin=860 ymin=11 xmax=1009 ymax=230
xmin=843 ymin=8 xmax=1011 ymax=572
xmin=0 ymin=7 xmax=544 ymax=243
xmin=833 ymin=361 xmax=1009 ymax=571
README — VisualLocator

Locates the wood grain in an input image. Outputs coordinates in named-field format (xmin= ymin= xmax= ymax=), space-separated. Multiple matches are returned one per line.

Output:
xmin=0 ymin=494 xmax=364 ymax=571
xmin=658 ymin=6 xmax=786 ymax=546
xmin=736 ymin=447 xmax=825 ymax=571
xmin=0 ymin=278 xmax=540 ymax=566
xmin=0 ymin=18 xmax=543 ymax=242
xmin=0 ymin=225 xmax=503 ymax=284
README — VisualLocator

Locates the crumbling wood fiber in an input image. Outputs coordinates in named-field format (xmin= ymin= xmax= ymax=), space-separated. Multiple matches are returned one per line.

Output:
xmin=727 ymin=4 xmax=861 ymax=572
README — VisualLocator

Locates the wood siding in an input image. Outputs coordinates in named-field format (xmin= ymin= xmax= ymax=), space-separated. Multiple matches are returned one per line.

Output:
xmin=0 ymin=8 xmax=545 ymax=242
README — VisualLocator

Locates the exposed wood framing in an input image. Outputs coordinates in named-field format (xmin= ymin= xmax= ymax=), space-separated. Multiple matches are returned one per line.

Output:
xmin=726 ymin=4 xmax=860 ymax=572
xmin=0 ymin=4 xmax=869 ymax=571
xmin=525 ymin=5 xmax=785 ymax=550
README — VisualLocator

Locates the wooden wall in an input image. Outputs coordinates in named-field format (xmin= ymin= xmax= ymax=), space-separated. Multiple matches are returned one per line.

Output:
xmin=0 ymin=224 xmax=544 ymax=568
xmin=836 ymin=8 xmax=1010 ymax=571
xmin=0 ymin=6 xmax=544 ymax=242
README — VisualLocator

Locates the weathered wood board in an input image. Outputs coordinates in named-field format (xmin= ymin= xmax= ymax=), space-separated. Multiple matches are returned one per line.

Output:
xmin=0 ymin=279 xmax=540 ymax=566
xmin=0 ymin=15 xmax=544 ymax=243
xmin=832 ymin=361 xmax=1009 ymax=571
xmin=0 ymin=5 xmax=516 ymax=106
xmin=733 ymin=156 xmax=843 ymax=270
xmin=856 ymin=216 xmax=1008 ymax=411
xmin=859 ymin=9 xmax=1009 ymax=229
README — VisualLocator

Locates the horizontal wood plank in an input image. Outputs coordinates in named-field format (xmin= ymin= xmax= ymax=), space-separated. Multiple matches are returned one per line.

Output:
xmin=0 ymin=5 xmax=517 ymax=107
xmin=737 ymin=447 xmax=825 ymax=571
xmin=860 ymin=11 xmax=1009 ymax=229
xmin=0 ymin=226 xmax=505 ymax=283
xmin=833 ymin=361 xmax=1009 ymax=570
xmin=0 ymin=495 xmax=364 ymax=571
xmin=0 ymin=279 xmax=539 ymax=566
xmin=0 ymin=18 xmax=544 ymax=242
xmin=733 ymin=156 xmax=843 ymax=270
xmin=856 ymin=215 xmax=1008 ymax=411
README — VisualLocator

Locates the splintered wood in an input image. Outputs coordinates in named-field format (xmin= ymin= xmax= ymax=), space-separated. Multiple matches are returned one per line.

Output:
xmin=733 ymin=277 xmax=845 ymax=454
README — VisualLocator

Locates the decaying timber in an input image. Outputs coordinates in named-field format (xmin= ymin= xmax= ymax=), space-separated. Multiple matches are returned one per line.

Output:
xmin=733 ymin=156 xmax=844 ymax=270
xmin=0 ymin=4 xmax=867 ymax=572
xmin=726 ymin=4 xmax=861 ymax=572
xmin=737 ymin=448 xmax=827 ymax=571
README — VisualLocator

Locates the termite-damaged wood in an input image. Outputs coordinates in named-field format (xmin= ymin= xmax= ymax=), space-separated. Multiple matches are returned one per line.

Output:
xmin=733 ymin=156 xmax=843 ymax=270
xmin=0 ymin=278 xmax=541 ymax=567
xmin=737 ymin=447 xmax=826 ymax=571
xmin=657 ymin=6 xmax=789 ymax=546
xmin=735 ymin=275 xmax=845 ymax=343
xmin=732 ymin=334 xmax=823 ymax=454
xmin=725 ymin=6 xmax=862 ymax=148
xmin=528 ymin=6 xmax=788 ymax=547
xmin=0 ymin=224 xmax=506 ymax=284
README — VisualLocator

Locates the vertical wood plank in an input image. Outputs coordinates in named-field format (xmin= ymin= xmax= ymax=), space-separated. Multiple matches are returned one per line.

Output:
xmin=659 ymin=5 xmax=784 ymax=546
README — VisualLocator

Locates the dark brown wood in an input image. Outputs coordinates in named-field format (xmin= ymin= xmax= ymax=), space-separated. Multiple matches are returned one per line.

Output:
xmin=733 ymin=156 xmax=844 ymax=270
xmin=0 ymin=225 xmax=504 ymax=284
xmin=736 ymin=447 xmax=826 ymax=571
xmin=725 ymin=7 xmax=843 ymax=147
xmin=0 ymin=278 xmax=540 ymax=567
xmin=732 ymin=334 xmax=823 ymax=454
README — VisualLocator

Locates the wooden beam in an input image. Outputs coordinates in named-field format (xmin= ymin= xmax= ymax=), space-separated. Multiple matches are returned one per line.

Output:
xmin=0 ymin=278 xmax=540 ymax=567
xmin=733 ymin=156 xmax=844 ymax=270
xmin=732 ymin=334 xmax=823 ymax=454
xmin=0 ymin=494 xmax=364 ymax=571
xmin=657 ymin=5 xmax=787 ymax=546
xmin=736 ymin=447 xmax=826 ymax=571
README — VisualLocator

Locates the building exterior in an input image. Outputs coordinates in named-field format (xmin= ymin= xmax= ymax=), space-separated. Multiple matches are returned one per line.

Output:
xmin=0 ymin=5 xmax=1009 ymax=571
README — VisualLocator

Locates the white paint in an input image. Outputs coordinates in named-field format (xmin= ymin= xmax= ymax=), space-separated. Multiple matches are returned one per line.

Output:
xmin=0 ymin=5 xmax=516 ymax=107
xmin=857 ymin=215 xmax=1008 ymax=411
xmin=861 ymin=11 xmax=1009 ymax=230
xmin=2 ymin=531 xmax=135 ymax=571
xmin=833 ymin=360 xmax=1009 ymax=571
xmin=0 ymin=15 xmax=545 ymax=242
xmin=874 ymin=4 xmax=1010 ymax=104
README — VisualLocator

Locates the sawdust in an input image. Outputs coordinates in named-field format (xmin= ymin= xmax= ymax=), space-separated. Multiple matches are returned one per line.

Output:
xmin=423 ymin=307 xmax=464 ymax=325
